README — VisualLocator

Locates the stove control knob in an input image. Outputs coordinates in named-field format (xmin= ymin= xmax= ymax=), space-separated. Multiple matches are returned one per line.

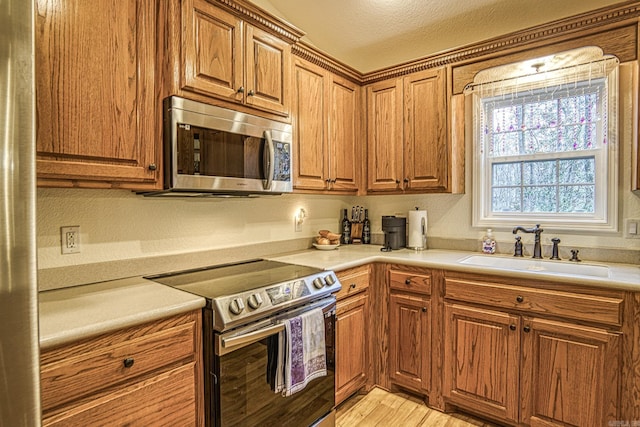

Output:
xmin=325 ymin=274 xmax=336 ymax=286
xmin=313 ymin=277 xmax=325 ymax=289
xmin=229 ymin=298 xmax=245 ymax=315
xmin=247 ymin=293 xmax=263 ymax=310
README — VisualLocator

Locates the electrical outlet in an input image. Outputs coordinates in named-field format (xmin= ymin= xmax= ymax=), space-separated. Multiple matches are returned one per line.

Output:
xmin=61 ymin=226 xmax=80 ymax=254
xmin=625 ymin=219 xmax=640 ymax=239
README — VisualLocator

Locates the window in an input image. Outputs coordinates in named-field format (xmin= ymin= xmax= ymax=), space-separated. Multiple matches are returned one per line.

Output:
xmin=470 ymin=48 xmax=619 ymax=232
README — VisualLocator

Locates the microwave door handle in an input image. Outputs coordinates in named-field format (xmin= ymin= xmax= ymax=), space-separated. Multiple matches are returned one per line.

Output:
xmin=263 ymin=130 xmax=275 ymax=190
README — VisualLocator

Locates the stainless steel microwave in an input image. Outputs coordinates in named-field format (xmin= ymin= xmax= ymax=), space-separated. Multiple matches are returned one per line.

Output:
xmin=147 ymin=96 xmax=293 ymax=197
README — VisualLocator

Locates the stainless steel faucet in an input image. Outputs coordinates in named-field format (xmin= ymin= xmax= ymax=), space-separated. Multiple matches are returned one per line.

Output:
xmin=512 ymin=224 xmax=544 ymax=259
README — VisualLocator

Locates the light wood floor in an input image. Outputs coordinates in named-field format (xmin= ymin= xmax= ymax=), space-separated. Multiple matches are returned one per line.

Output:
xmin=336 ymin=388 xmax=499 ymax=427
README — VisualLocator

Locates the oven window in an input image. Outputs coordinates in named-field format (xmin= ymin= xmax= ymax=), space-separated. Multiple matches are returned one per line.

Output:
xmin=214 ymin=317 xmax=335 ymax=427
xmin=177 ymin=124 xmax=264 ymax=179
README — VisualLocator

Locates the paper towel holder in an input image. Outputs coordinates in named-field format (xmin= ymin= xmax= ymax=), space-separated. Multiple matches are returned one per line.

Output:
xmin=407 ymin=207 xmax=427 ymax=250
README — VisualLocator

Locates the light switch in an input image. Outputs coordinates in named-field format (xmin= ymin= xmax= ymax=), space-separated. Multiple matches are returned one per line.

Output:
xmin=625 ymin=219 xmax=640 ymax=239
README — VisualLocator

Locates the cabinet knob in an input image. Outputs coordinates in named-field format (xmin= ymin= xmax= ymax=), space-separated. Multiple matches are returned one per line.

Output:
xmin=395 ymin=179 xmax=400 ymax=185
xmin=422 ymin=307 xmax=427 ymax=312
xmin=405 ymin=279 xmax=411 ymax=285
xmin=350 ymin=283 xmax=356 ymax=289
xmin=248 ymin=89 xmax=255 ymax=97
xmin=237 ymin=86 xmax=245 ymax=94
xmin=403 ymin=178 xmax=409 ymax=185
xmin=123 ymin=357 xmax=135 ymax=368
xmin=516 ymin=296 xmax=524 ymax=303
xmin=523 ymin=326 xmax=531 ymax=333
xmin=509 ymin=324 xmax=516 ymax=331
xmin=148 ymin=163 xmax=157 ymax=171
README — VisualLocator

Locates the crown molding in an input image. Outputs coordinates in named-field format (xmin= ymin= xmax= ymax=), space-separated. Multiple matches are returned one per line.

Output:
xmin=213 ymin=0 xmax=305 ymax=43
xmin=361 ymin=1 xmax=640 ymax=84
xmin=291 ymin=42 xmax=362 ymax=84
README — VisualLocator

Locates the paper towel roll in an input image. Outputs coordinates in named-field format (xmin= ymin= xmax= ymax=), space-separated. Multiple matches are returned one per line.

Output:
xmin=407 ymin=209 xmax=427 ymax=249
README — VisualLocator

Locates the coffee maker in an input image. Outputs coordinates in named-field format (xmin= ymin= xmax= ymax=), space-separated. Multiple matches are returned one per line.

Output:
xmin=381 ymin=216 xmax=406 ymax=251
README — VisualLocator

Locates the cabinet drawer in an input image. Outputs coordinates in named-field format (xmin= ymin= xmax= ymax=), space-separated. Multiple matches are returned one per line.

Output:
xmin=445 ymin=277 xmax=623 ymax=326
xmin=41 ymin=316 xmax=196 ymax=412
xmin=336 ymin=265 xmax=370 ymax=300
xmin=43 ymin=362 xmax=197 ymax=426
xmin=390 ymin=270 xmax=431 ymax=295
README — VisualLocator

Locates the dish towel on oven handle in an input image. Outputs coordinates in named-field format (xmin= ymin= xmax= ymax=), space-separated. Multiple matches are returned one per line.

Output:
xmin=280 ymin=307 xmax=327 ymax=396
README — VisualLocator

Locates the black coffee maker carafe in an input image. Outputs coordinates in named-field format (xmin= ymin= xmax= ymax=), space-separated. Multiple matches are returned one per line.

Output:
xmin=381 ymin=216 xmax=406 ymax=251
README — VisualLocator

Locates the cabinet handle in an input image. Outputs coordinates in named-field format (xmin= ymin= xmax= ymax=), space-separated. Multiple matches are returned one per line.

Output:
xmin=509 ymin=324 xmax=516 ymax=331
xmin=123 ymin=357 xmax=135 ymax=368
xmin=330 ymin=179 xmax=336 ymax=184
xmin=405 ymin=279 xmax=411 ymax=285
xmin=248 ymin=89 xmax=255 ymax=97
xmin=421 ymin=307 xmax=427 ymax=313
xmin=516 ymin=296 xmax=524 ymax=303
xmin=237 ymin=86 xmax=245 ymax=94
xmin=350 ymin=283 xmax=356 ymax=289
xmin=523 ymin=326 xmax=531 ymax=333
xmin=148 ymin=163 xmax=157 ymax=171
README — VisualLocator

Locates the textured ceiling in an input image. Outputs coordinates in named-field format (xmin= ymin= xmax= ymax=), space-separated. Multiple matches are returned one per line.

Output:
xmin=250 ymin=0 xmax=625 ymax=73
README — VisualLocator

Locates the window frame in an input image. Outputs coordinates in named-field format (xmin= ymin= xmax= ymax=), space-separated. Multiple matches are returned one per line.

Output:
xmin=471 ymin=64 xmax=619 ymax=233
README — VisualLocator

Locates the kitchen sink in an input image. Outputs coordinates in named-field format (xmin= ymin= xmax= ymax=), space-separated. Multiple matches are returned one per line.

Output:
xmin=458 ymin=255 xmax=610 ymax=278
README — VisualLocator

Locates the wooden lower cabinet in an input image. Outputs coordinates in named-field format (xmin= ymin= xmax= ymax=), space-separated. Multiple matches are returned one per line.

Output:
xmin=521 ymin=317 xmax=620 ymax=427
xmin=389 ymin=293 xmax=431 ymax=394
xmin=336 ymin=292 xmax=369 ymax=404
xmin=444 ymin=299 xmax=621 ymax=426
xmin=40 ymin=311 xmax=202 ymax=426
xmin=335 ymin=266 xmax=371 ymax=405
xmin=444 ymin=303 xmax=520 ymax=423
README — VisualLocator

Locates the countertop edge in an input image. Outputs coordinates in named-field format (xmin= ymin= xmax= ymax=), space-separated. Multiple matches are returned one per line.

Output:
xmin=40 ymin=298 xmax=205 ymax=350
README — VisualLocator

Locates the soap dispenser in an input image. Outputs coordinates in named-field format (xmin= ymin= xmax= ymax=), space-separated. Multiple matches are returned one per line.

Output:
xmin=482 ymin=229 xmax=496 ymax=254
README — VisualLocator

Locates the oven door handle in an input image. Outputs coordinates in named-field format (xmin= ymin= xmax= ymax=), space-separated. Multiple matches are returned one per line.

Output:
xmin=221 ymin=323 xmax=284 ymax=350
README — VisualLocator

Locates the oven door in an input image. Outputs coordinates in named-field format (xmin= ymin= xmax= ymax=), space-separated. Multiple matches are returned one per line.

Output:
xmin=211 ymin=298 xmax=335 ymax=427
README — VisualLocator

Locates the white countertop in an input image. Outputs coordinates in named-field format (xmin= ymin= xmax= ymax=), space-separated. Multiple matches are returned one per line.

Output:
xmin=39 ymin=244 xmax=638 ymax=349
xmin=39 ymin=276 xmax=205 ymax=349
xmin=269 ymin=245 xmax=640 ymax=291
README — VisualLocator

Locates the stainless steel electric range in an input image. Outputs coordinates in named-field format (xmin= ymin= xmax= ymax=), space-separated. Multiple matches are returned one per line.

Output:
xmin=147 ymin=259 xmax=341 ymax=427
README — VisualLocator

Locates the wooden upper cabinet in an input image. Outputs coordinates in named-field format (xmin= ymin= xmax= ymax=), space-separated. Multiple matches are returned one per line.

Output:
xmin=35 ymin=0 xmax=159 ymax=189
xmin=292 ymin=59 xmax=327 ymax=190
xmin=366 ymin=67 xmax=462 ymax=194
xmin=182 ymin=0 xmax=243 ymax=101
xmin=404 ymin=68 xmax=448 ymax=191
xmin=366 ymin=78 xmax=404 ymax=192
xmin=180 ymin=0 xmax=292 ymax=116
xmin=293 ymin=58 xmax=360 ymax=193
xmin=244 ymin=25 xmax=290 ymax=114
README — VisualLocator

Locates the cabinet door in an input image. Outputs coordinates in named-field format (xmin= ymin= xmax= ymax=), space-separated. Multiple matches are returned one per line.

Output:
xmin=444 ymin=303 xmax=519 ymax=423
xmin=292 ymin=59 xmax=328 ymax=190
xmin=336 ymin=293 xmax=369 ymax=405
xmin=245 ymin=25 xmax=291 ymax=115
xmin=35 ymin=0 xmax=158 ymax=188
xmin=521 ymin=317 xmax=620 ymax=427
xmin=404 ymin=68 xmax=448 ymax=191
xmin=366 ymin=79 xmax=404 ymax=192
xmin=328 ymin=75 xmax=360 ymax=192
xmin=182 ymin=0 xmax=243 ymax=102
xmin=389 ymin=293 xmax=431 ymax=393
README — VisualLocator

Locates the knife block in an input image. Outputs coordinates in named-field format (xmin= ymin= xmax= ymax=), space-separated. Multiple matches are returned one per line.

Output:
xmin=351 ymin=222 xmax=363 ymax=244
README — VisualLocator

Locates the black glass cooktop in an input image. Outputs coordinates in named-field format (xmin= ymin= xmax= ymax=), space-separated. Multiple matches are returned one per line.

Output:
xmin=146 ymin=259 xmax=322 ymax=300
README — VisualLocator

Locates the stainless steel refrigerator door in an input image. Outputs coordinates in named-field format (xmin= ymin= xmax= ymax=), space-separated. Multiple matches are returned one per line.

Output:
xmin=0 ymin=0 xmax=41 ymax=425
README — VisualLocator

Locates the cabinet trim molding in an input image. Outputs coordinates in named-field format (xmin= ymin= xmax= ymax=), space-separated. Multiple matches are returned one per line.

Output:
xmin=213 ymin=0 xmax=304 ymax=43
